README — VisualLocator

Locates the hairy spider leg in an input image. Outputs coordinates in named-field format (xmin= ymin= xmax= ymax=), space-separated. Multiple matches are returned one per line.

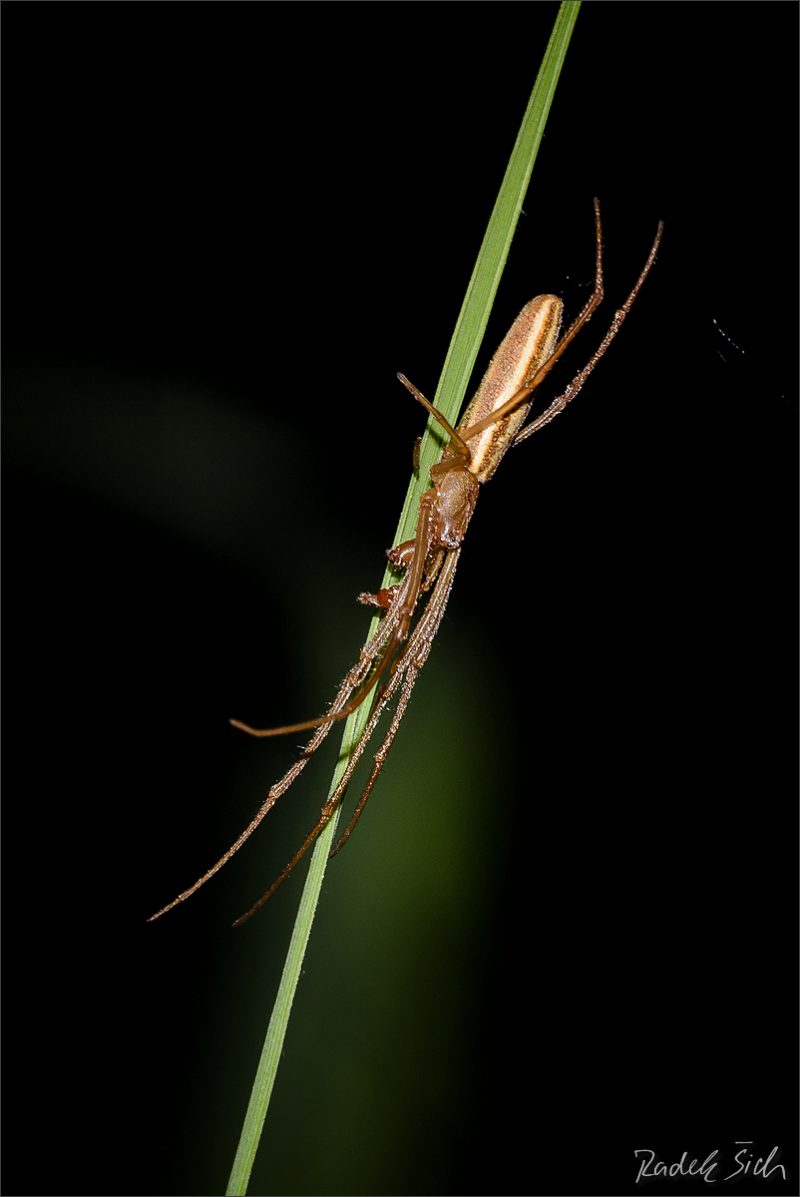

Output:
xmin=513 ymin=219 xmax=664 ymax=446
xmin=465 ymin=210 xmax=663 ymax=451
xmin=147 ymin=582 xmax=407 ymax=922
xmin=331 ymin=547 xmax=460 ymax=859
xmin=232 ymin=549 xmax=461 ymax=924
xmin=229 ymin=379 xmax=469 ymax=741
xmin=461 ymin=198 xmax=605 ymax=447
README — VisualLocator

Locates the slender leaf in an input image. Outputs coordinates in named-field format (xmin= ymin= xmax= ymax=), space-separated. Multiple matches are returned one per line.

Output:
xmin=226 ymin=4 xmax=581 ymax=1193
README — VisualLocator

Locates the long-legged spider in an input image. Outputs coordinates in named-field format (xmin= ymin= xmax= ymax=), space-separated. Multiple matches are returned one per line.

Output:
xmin=149 ymin=200 xmax=663 ymax=926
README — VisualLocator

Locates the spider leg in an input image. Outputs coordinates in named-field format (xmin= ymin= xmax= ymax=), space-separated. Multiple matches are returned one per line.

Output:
xmin=359 ymin=540 xmax=443 ymax=609
xmin=147 ymin=589 xmax=406 ymax=922
xmin=330 ymin=551 xmax=458 ymax=857
xmin=396 ymin=373 xmax=471 ymax=461
xmin=329 ymin=667 xmax=422 ymax=858
xmin=152 ymin=489 xmax=445 ymax=922
xmin=230 ymin=628 xmax=400 ymax=738
xmin=513 ymin=217 xmax=664 ymax=447
xmin=229 ymin=519 xmax=430 ymax=738
xmin=462 ymin=199 xmax=606 ymax=445
xmin=232 ymin=549 xmax=461 ymax=924
xmin=232 ymin=621 xmax=416 ymax=924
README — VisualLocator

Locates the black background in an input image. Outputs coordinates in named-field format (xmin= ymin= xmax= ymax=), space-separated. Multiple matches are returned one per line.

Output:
xmin=3 ymin=4 xmax=797 ymax=1196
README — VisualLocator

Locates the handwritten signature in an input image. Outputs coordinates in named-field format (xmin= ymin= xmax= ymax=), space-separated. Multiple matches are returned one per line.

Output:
xmin=634 ymin=1143 xmax=787 ymax=1185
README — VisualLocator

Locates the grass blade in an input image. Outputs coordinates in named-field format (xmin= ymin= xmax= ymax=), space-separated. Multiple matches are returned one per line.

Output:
xmin=226 ymin=4 xmax=581 ymax=1193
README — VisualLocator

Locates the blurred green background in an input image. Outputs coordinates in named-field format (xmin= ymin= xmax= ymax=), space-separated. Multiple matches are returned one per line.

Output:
xmin=3 ymin=4 xmax=797 ymax=1195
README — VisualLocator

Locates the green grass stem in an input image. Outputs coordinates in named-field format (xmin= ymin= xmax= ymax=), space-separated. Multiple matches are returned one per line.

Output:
xmin=226 ymin=4 xmax=581 ymax=1192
